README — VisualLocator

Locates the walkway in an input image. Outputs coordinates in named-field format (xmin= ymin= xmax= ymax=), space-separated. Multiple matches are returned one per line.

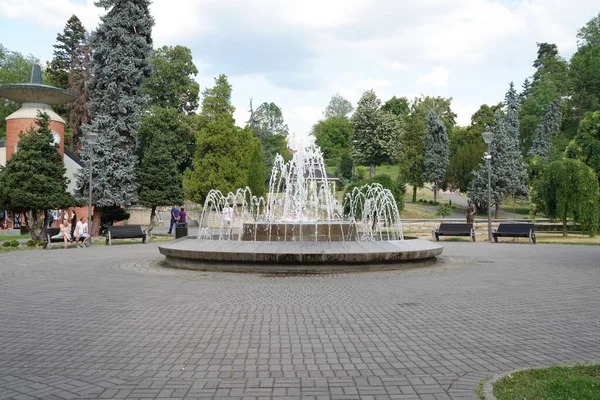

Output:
xmin=0 ymin=242 xmax=599 ymax=399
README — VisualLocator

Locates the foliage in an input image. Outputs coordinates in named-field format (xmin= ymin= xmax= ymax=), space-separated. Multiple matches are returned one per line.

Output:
xmin=142 ymin=45 xmax=199 ymax=114
xmin=77 ymin=0 xmax=154 ymax=211
xmin=0 ymin=112 xmax=75 ymax=239
xmin=324 ymin=93 xmax=353 ymax=119
xmin=2 ymin=240 xmax=19 ymax=247
xmin=445 ymin=126 xmax=486 ymax=192
xmin=351 ymin=90 xmax=402 ymax=177
xmin=436 ymin=204 xmax=452 ymax=219
xmin=533 ymin=158 xmax=599 ymax=236
xmin=0 ymin=45 xmax=38 ymax=137
xmin=570 ymin=13 xmax=600 ymax=116
xmin=337 ymin=151 xmax=354 ymax=181
xmin=26 ymin=239 xmax=43 ymax=247
xmin=565 ymin=110 xmax=600 ymax=180
xmin=421 ymin=112 xmax=449 ymax=201
xmin=401 ymin=95 xmax=456 ymax=200
xmin=343 ymin=173 xmax=404 ymax=214
xmin=184 ymin=75 xmax=260 ymax=203
xmin=313 ymin=117 xmax=353 ymax=159
xmin=381 ymin=96 xmax=409 ymax=118
xmin=46 ymin=15 xmax=87 ymax=90
xmin=468 ymin=108 xmax=529 ymax=215
xmin=138 ymin=106 xmax=195 ymax=173
xmin=66 ymin=42 xmax=90 ymax=151
xmin=248 ymin=101 xmax=289 ymax=140
xmin=247 ymin=141 xmax=266 ymax=197
xmin=504 ymin=81 xmax=521 ymax=145
xmin=528 ymin=99 xmax=562 ymax=160
xmin=99 ymin=206 xmax=131 ymax=235
xmin=492 ymin=364 xmax=600 ymax=400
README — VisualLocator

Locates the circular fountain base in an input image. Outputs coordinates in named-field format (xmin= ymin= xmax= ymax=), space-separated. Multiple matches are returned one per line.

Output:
xmin=158 ymin=238 xmax=443 ymax=273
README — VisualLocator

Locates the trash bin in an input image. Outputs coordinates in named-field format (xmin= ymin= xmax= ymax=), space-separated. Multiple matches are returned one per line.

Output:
xmin=175 ymin=223 xmax=188 ymax=239
xmin=20 ymin=225 xmax=30 ymax=235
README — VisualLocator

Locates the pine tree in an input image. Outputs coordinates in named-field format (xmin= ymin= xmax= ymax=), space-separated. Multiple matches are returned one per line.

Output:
xmin=468 ymin=110 xmax=529 ymax=216
xmin=520 ymin=78 xmax=531 ymax=101
xmin=137 ymin=135 xmax=183 ymax=235
xmin=421 ymin=112 xmax=449 ymax=202
xmin=0 ymin=112 xmax=74 ymax=239
xmin=351 ymin=90 xmax=400 ymax=177
xmin=46 ymin=15 xmax=87 ymax=90
xmin=67 ymin=43 xmax=90 ymax=152
xmin=77 ymin=0 xmax=154 ymax=236
xmin=528 ymin=99 xmax=562 ymax=160
xmin=504 ymin=81 xmax=521 ymax=146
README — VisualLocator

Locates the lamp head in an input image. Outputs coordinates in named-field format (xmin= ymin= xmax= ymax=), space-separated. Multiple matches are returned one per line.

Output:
xmin=481 ymin=131 xmax=494 ymax=145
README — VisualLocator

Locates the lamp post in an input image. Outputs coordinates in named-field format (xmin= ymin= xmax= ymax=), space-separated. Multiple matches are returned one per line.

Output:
xmin=481 ymin=131 xmax=494 ymax=242
xmin=87 ymin=132 xmax=98 ymax=244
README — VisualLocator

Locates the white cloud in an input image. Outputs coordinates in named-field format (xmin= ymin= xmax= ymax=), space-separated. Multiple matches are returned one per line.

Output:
xmin=417 ymin=66 xmax=450 ymax=87
xmin=378 ymin=60 xmax=407 ymax=70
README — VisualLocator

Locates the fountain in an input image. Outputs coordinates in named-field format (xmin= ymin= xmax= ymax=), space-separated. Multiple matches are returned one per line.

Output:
xmin=159 ymin=145 xmax=442 ymax=272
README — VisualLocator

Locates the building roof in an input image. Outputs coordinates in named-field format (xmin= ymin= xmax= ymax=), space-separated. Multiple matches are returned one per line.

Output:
xmin=0 ymin=65 xmax=76 ymax=105
xmin=64 ymin=149 xmax=84 ymax=167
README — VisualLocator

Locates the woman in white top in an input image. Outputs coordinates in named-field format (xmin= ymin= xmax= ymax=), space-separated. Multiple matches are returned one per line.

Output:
xmin=59 ymin=219 xmax=72 ymax=249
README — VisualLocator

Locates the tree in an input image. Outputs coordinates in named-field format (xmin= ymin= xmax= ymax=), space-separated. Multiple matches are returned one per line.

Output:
xmin=0 ymin=112 xmax=74 ymax=240
xmin=0 ymin=45 xmax=38 ymax=137
xmin=528 ymin=99 xmax=563 ymax=160
xmin=468 ymin=109 xmax=529 ymax=216
xmin=46 ymin=15 xmax=87 ymax=90
xmin=533 ymin=159 xmax=599 ymax=236
xmin=324 ymin=93 xmax=353 ymax=119
xmin=565 ymin=110 xmax=600 ymax=180
xmin=184 ymin=75 xmax=260 ymax=203
xmin=142 ymin=45 xmax=199 ymax=114
xmin=247 ymin=100 xmax=290 ymax=173
xmin=312 ymin=117 xmax=353 ymax=159
xmin=422 ymin=112 xmax=449 ymax=202
xmin=246 ymin=141 xmax=266 ymax=197
xmin=570 ymin=13 xmax=600 ymax=117
xmin=137 ymin=135 xmax=183 ymax=235
xmin=351 ymin=90 xmax=401 ymax=177
xmin=138 ymin=107 xmax=195 ymax=173
xmin=401 ymin=95 xmax=456 ymax=201
xmin=76 ymin=0 xmax=154 ymax=236
xmin=504 ymin=81 xmax=521 ymax=145
xmin=520 ymin=78 xmax=532 ymax=101
xmin=337 ymin=151 xmax=353 ymax=181
xmin=66 ymin=43 xmax=91 ymax=152
xmin=381 ymin=96 xmax=409 ymax=119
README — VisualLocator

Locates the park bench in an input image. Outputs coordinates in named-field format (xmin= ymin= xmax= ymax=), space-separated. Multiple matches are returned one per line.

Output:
xmin=106 ymin=225 xmax=146 ymax=245
xmin=492 ymin=223 xmax=536 ymax=244
xmin=42 ymin=228 xmax=69 ymax=249
xmin=432 ymin=223 xmax=475 ymax=242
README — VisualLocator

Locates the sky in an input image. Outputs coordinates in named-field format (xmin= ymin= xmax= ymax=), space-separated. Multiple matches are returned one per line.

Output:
xmin=0 ymin=0 xmax=598 ymax=148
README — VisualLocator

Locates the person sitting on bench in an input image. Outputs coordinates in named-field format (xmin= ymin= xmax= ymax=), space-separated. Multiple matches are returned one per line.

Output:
xmin=54 ymin=219 xmax=72 ymax=249
xmin=75 ymin=217 xmax=90 ymax=248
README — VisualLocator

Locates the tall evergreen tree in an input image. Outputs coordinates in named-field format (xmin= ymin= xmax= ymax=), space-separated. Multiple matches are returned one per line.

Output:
xmin=138 ymin=135 xmax=183 ymax=235
xmin=421 ymin=112 xmax=449 ymax=202
xmin=246 ymin=141 xmax=266 ymax=198
xmin=67 ymin=43 xmax=90 ymax=152
xmin=520 ymin=78 xmax=531 ymax=100
xmin=77 ymin=0 xmax=154 ymax=235
xmin=46 ymin=15 xmax=87 ymax=90
xmin=528 ymin=99 xmax=563 ymax=160
xmin=0 ymin=112 xmax=74 ymax=240
xmin=351 ymin=90 xmax=400 ymax=177
xmin=504 ymin=81 xmax=520 ymax=145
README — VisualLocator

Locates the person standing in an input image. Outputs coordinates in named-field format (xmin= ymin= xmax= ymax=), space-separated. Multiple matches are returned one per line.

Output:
xmin=75 ymin=217 xmax=90 ymax=248
xmin=167 ymin=206 xmax=180 ymax=235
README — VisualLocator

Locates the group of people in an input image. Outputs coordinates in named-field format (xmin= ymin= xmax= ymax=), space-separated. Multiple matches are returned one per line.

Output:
xmin=167 ymin=206 xmax=187 ymax=235
xmin=51 ymin=214 xmax=90 ymax=249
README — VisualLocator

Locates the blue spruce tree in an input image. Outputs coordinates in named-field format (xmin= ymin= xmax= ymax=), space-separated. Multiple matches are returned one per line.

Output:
xmin=528 ymin=99 xmax=562 ymax=160
xmin=421 ymin=112 xmax=449 ymax=203
xmin=77 ymin=0 xmax=153 ymax=235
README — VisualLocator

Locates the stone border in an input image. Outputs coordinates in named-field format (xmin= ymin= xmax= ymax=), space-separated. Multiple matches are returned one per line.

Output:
xmin=158 ymin=237 xmax=444 ymax=273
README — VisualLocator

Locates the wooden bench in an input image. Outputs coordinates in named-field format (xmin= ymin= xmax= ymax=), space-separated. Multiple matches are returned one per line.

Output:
xmin=492 ymin=223 xmax=536 ymax=244
xmin=43 ymin=228 xmax=69 ymax=249
xmin=432 ymin=223 xmax=475 ymax=242
xmin=106 ymin=225 xmax=146 ymax=245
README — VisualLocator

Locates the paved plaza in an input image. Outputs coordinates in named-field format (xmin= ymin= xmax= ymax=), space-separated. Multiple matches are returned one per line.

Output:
xmin=0 ymin=242 xmax=599 ymax=399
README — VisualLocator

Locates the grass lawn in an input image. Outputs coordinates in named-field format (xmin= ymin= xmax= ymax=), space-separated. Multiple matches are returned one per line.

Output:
xmin=0 ymin=234 xmax=30 ymax=242
xmin=401 ymin=204 xmax=437 ymax=219
xmin=492 ymin=364 xmax=600 ymax=400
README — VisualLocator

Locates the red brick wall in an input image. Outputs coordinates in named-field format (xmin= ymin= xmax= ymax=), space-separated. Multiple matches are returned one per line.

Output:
xmin=6 ymin=118 xmax=65 ymax=161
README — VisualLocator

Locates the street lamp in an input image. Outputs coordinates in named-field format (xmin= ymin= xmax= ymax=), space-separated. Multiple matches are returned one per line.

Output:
xmin=481 ymin=131 xmax=494 ymax=242
xmin=87 ymin=132 xmax=98 ymax=244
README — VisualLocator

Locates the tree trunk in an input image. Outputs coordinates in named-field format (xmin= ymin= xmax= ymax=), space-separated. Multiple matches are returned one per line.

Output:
xmin=145 ymin=205 xmax=157 ymax=236
xmin=433 ymin=188 xmax=437 ymax=203
xmin=369 ymin=164 xmax=375 ymax=178
xmin=495 ymin=204 xmax=499 ymax=219
xmin=27 ymin=210 xmax=43 ymax=241
xmin=92 ymin=209 xmax=101 ymax=237
xmin=412 ymin=186 xmax=417 ymax=202
xmin=562 ymin=217 xmax=568 ymax=237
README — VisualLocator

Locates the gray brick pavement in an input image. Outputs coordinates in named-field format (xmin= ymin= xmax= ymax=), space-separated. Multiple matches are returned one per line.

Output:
xmin=0 ymin=242 xmax=599 ymax=399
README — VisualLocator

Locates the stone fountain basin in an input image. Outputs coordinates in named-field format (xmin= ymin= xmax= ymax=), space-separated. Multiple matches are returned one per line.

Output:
xmin=158 ymin=238 xmax=443 ymax=273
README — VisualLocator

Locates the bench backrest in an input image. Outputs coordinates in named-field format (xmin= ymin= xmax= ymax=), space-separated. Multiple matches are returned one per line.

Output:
xmin=107 ymin=225 xmax=144 ymax=237
xmin=497 ymin=223 xmax=533 ymax=234
xmin=438 ymin=223 xmax=473 ymax=232
xmin=44 ymin=228 xmax=61 ymax=237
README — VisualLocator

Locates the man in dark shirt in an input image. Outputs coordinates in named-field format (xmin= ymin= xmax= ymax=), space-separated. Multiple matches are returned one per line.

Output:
xmin=168 ymin=206 xmax=180 ymax=235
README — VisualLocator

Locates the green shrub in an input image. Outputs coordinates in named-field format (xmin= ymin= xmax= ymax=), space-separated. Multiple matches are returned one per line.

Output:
xmin=26 ymin=240 xmax=43 ymax=247
xmin=343 ymin=173 xmax=405 ymax=216
xmin=436 ymin=204 xmax=453 ymax=219
xmin=3 ymin=240 xmax=20 ymax=247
